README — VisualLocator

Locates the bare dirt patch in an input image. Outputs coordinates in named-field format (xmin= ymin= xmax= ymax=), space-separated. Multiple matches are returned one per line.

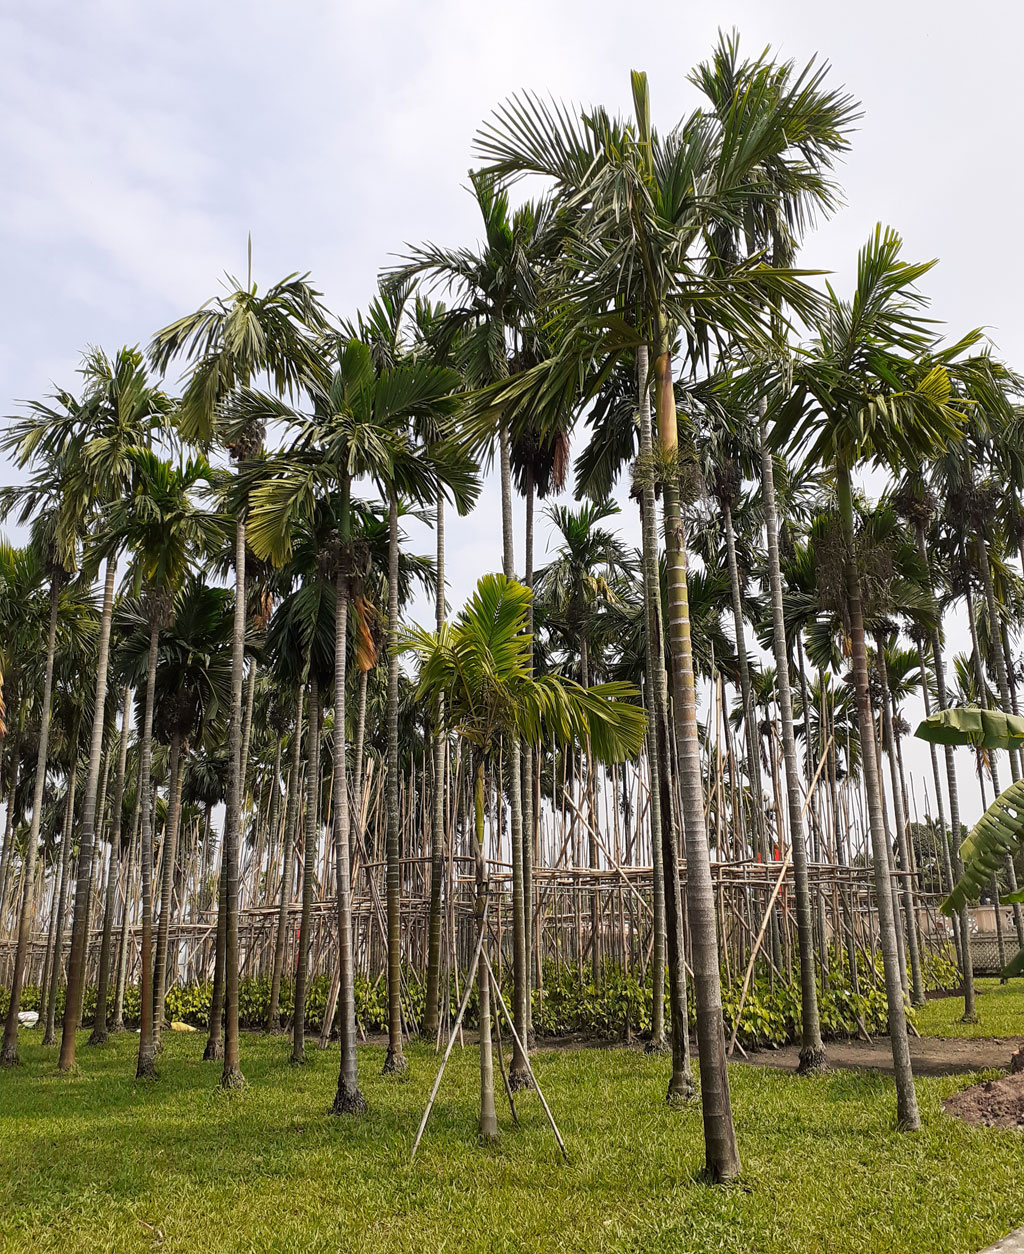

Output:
xmin=944 ymin=1073 xmax=1024 ymax=1130
xmin=737 ymin=1034 xmax=1019 ymax=1076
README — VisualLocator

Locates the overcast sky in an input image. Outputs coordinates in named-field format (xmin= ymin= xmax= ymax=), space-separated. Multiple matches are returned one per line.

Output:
xmin=2 ymin=0 xmax=1018 ymax=832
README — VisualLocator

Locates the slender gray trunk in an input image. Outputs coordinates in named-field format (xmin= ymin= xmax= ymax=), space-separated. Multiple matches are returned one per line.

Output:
xmin=268 ymin=686 xmax=303 ymax=1032
xmin=1 ymin=579 xmax=60 ymax=1066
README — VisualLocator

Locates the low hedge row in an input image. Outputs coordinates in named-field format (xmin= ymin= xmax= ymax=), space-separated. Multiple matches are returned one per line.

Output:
xmin=1 ymin=945 xmax=959 ymax=1049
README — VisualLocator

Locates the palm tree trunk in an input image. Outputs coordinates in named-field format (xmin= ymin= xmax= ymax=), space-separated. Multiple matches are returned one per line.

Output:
xmin=637 ymin=345 xmax=667 ymax=1052
xmin=424 ymin=493 xmax=446 ymax=1040
xmin=655 ymin=338 xmax=739 ymax=1178
xmin=89 ymin=685 xmax=133 ymax=1045
xmin=135 ymin=621 xmax=161 ymax=1079
xmin=758 ymin=416 xmax=825 ymax=1071
xmin=43 ymin=759 xmax=79 ymax=1045
xmin=475 ymin=756 xmax=497 ymax=1141
xmin=268 ymin=686 xmax=303 ymax=1032
xmin=522 ymin=466 xmax=536 ymax=1038
xmin=353 ymin=669 xmax=369 ymax=850
xmin=497 ymin=429 xmax=530 ymax=1081
xmin=383 ymin=493 xmax=407 ymax=1075
xmin=837 ymin=466 xmax=919 ymax=1129
xmin=721 ymin=499 xmax=767 ymax=864
xmin=203 ymin=846 xmax=227 ymax=1060
xmin=215 ymin=512 xmax=248 ymax=1088
xmin=0 ymin=723 xmax=23 ymax=925
xmin=331 ymin=570 xmax=366 ymax=1114
xmin=153 ymin=729 xmax=185 ymax=1044
xmin=914 ymin=519 xmax=975 ymax=1016
xmin=292 ymin=673 xmax=320 ymax=1064
xmin=1 ymin=578 xmax=60 ymax=1066
xmin=112 ymin=794 xmax=141 ymax=1033
xmin=876 ymin=650 xmax=925 ymax=1006
xmin=59 ymin=554 xmax=117 ymax=1069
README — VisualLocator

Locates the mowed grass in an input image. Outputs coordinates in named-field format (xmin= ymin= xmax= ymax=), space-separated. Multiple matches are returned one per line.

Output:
xmin=917 ymin=978 xmax=1024 ymax=1038
xmin=2 ymin=1030 xmax=1024 ymax=1254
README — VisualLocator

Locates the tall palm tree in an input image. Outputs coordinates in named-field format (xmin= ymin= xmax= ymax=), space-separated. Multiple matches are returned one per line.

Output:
xmin=247 ymin=330 xmax=475 ymax=1092
xmin=99 ymin=450 xmax=219 ymax=1078
xmin=0 ymin=443 xmax=85 ymax=1065
xmin=149 ymin=256 xmax=328 ymax=1088
xmin=47 ymin=346 xmax=170 ymax=1072
xmin=402 ymin=573 xmax=646 ymax=1139
xmin=772 ymin=225 xmax=988 ymax=1129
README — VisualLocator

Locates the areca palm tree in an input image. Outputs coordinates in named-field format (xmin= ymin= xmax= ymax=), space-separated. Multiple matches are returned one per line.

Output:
xmin=0 ymin=448 xmax=85 ymax=1066
xmin=402 ymin=573 xmax=646 ymax=1139
xmin=247 ymin=330 xmax=476 ymax=1096
xmin=772 ymin=225 xmax=989 ymax=1129
xmin=99 ymin=450 xmax=220 ymax=1078
xmin=149 ymin=258 xmax=328 ymax=1088
xmin=44 ymin=346 xmax=171 ymax=1072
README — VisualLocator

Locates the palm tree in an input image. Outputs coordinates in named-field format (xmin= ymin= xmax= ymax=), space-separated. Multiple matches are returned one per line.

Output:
xmin=99 ymin=450 xmax=219 ymax=1078
xmin=0 ymin=443 xmax=85 ymax=1065
xmin=402 ymin=573 xmax=646 ymax=1139
xmin=48 ymin=346 xmax=170 ymax=1072
xmin=247 ymin=329 xmax=474 ymax=1092
xmin=149 ymin=255 xmax=328 ymax=1088
xmin=771 ymin=225 xmax=989 ymax=1129
xmin=148 ymin=579 xmax=232 ymax=1045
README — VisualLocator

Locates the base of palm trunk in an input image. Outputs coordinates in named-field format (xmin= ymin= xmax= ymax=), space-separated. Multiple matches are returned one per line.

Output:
xmin=0 ymin=1043 xmax=20 ymax=1068
xmin=960 ymin=1011 xmax=980 ymax=1025
xmin=797 ymin=1044 xmax=828 ymax=1075
xmin=382 ymin=1045 xmax=408 ymax=1077
xmin=202 ymin=1037 xmax=224 ymax=1061
xmin=220 ymin=1065 xmax=246 ymax=1090
xmin=87 ymin=1025 xmax=109 ymax=1046
xmin=290 ymin=1048 xmax=307 ymax=1066
xmin=41 ymin=1029 xmax=55 ymax=1046
xmin=331 ymin=1080 xmax=367 ymax=1115
xmin=109 ymin=1022 xmax=126 ymax=1036
xmin=136 ymin=1052 xmax=157 ymax=1080
xmin=478 ymin=1117 xmax=499 ymax=1142
xmin=666 ymin=1068 xmax=695 ymax=1105
xmin=644 ymin=1038 xmax=670 ymax=1055
xmin=508 ymin=1063 xmax=533 ymax=1093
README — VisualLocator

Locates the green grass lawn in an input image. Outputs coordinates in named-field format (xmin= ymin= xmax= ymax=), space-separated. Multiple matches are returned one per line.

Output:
xmin=916 ymin=978 xmax=1024 ymax=1038
xmin=2 ymin=1031 xmax=1023 ymax=1253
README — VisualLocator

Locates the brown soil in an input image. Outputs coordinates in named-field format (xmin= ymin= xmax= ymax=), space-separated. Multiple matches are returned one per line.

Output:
xmin=737 ymin=1034 xmax=1019 ymax=1077
xmin=944 ymin=1072 xmax=1024 ymax=1130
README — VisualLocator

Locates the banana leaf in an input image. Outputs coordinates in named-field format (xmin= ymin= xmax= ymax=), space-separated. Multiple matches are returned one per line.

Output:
xmin=915 ymin=706 xmax=1024 ymax=750
xmin=1002 ymin=946 xmax=1024 ymax=980
xmin=941 ymin=776 xmax=1024 ymax=915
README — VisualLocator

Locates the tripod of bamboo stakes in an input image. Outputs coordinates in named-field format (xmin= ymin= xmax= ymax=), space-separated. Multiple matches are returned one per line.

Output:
xmin=410 ymin=890 xmax=568 ymax=1163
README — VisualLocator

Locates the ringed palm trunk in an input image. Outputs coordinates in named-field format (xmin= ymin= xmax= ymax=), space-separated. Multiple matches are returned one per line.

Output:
xmin=837 ymin=466 xmax=919 ymax=1129
xmin=292 ymin=672 xmax=320 ymax=1064
xmin=268 ymin=686 xmax=303 ymax=1032
xmin=721 ymin=498 xmax=767 ymax=865
xmin=59 ymin=554 xmax=118 ymax=1071
xmin=203 ymin=848 xmax=228 ymax=1060
xmin=220 ymin=514 xmax=247 ymax=1089
xmin=876 ymin=650 xmax=925 ymax=1006
xmin=89 ymin=685 xmax=133 ymax=1045
xmin=382 ymin=493 xmax=407 ymax=1075
xmin=914 ymin=520 xmax=975 ymax=1017
xmin=758 ymin=416 xmax=825 ymax=1072
xmin=424 ymin=493 xmax=446 ymax=1039
xmin=0 ymin=723 xmax=23 ymax=925
xmin=135 ymin=621 xmax=161 ymax=1079
xmin=655 ymin=337 xmax=739 ymax=1178
xmin=152 ymin=729 xmax=185 ymax=1045
xmin=522 ymin=465 xmax=535 ymax=1039
xmin=975 ymin=535 xmax=1024 ymax=945
xmin=112 ymin=792 xmax=141 ymax=1033
xmin=1 ymin=578 xmax=60 ymax=1066
xmin=475 ymin=756 xmax=498 ymax=1141
xmin=637 ymin=345 xmax=666 ymax=1052
xmin=497 ymin=426 xmax=530 ymax=1083
xmin=43 ymin=759 xmax=79 ymax=1045
xmin=331 ymin=570 xmax=366 ymax=1114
